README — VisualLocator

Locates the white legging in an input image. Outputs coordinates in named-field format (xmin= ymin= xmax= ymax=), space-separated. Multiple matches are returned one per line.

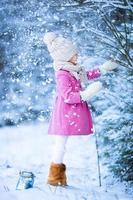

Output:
xmin=52 ymin=135 xmax=69 ymax=164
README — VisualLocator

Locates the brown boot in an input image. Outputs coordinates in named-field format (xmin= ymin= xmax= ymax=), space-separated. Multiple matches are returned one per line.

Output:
xmin=47 ymin=162 xmax=67 ymax=186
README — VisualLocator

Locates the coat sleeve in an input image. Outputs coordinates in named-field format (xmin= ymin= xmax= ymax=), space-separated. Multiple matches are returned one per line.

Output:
xmin=86 ymin=68 xmax=101 ymax=80
xmin=56 ymin=74 xmax=82 ymax=104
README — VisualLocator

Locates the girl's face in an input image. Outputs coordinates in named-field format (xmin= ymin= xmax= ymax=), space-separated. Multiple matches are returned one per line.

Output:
xmin=69 ymin=54 xmax=78 ymax=65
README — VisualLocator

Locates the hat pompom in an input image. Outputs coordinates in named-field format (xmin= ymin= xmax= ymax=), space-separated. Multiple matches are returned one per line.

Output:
xmin=43 ymin=32 xmax=57 ymax=46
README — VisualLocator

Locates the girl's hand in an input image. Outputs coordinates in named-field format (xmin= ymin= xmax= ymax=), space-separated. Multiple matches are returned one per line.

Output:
xmin=80 ymin=81 xmax=102 ymax=101
xmin=99 ymin=60 xmax=118 ymax=75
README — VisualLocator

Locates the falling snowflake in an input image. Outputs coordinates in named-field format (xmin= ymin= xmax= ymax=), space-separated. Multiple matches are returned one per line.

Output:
xmin=70 ymin=121 xmax=75 ymax=126
xmin=73 ymin=112 xmax=77 ymax=116
xmin=64 ymin=98 xmax=70 ymax=103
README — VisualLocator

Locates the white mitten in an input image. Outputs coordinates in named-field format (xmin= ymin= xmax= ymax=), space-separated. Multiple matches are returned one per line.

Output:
xmin=80 ymin=81 xmax=102 ymax=101
xmin=100 ymin=60 xmax=118 ymax=74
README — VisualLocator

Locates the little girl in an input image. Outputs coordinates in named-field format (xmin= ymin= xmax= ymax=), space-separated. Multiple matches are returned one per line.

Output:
xmin=43 ymin=32 xmax=118 ymax=186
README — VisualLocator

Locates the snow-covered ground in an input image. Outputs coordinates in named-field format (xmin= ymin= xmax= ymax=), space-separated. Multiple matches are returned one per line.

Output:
xmin=0 ymin=122 xmax=132 ymax=200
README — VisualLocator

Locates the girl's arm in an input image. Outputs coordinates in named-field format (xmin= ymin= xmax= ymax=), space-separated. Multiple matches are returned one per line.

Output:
xmin=57 ymin=74 xmax=82 ymax=104
xmin=86 ymin=68 xmax=101 ymax=80
xmin=86 ymin=60 xmax=118 ymax=80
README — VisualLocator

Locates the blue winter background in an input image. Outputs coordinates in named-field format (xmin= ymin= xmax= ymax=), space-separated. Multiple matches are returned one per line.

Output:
xmin=0 ymin=0 xmax=133 ymax=200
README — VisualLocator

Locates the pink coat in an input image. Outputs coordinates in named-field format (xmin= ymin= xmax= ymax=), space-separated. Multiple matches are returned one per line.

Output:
xmin=48 ymin=68 xmax=101 ymax=136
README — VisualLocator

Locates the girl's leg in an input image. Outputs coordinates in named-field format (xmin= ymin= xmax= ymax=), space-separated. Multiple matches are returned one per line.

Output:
xmin=52 ymin=135 xmax=69 ymax=164
xmin=47 ymin=135 xmax=69 ymax=186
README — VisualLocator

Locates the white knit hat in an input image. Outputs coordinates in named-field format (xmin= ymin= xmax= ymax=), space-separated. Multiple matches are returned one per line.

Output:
xmin=43 ymin=32 xmax=77 ymax=62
